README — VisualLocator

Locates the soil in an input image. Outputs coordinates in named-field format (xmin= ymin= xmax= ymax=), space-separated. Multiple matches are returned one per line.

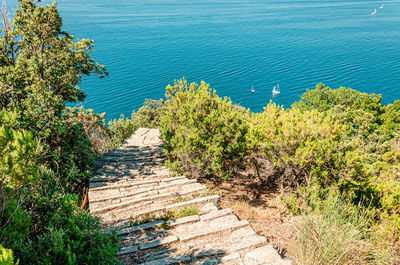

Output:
xmin=198 ymin=174 xmax=299 ymax=262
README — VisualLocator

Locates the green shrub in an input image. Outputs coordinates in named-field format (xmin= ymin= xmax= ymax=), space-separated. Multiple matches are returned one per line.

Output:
xmin=160 ymin=78 xmax=249 ymax=179
xmin=9 ymin=193 xmax=118 ymax=265
xmin=133 ymin=98 xmax=164 ymax=129
xmin=0 ymin=245 xmax=18 ymax=265
xmin=0 ymin=2 xmax=118 ymax=264
xmin=247 ymin=103 xmax=353 ymax=187
xmin=65 ymin=106 xmax=113 ymax=155
xmin=0 ymin=109 xmax=38 ymax=246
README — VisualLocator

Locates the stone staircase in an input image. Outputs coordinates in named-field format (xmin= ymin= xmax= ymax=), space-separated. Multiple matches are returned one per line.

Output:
xmin=89 ymin=128 xmax=291 ymax=265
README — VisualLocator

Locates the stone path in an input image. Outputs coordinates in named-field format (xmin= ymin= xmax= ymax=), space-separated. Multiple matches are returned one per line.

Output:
xmin=89 ymin=128 xmax=291 ymax=265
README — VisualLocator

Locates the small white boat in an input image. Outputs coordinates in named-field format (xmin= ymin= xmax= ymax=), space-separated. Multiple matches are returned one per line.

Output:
xmin=371 ymin=8 xmax=377 ymax=15
xmin=251 ymin=85 xmax=255 ymax=93
xmin=379 ymin=4 xmax=384 ymax=9
xmin=272 ymin=83 xmax=280 ymax=95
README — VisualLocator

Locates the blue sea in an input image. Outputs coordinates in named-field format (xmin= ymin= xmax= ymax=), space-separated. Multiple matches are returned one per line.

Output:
xmin=5 ymin=0 xmax=400 ymax=120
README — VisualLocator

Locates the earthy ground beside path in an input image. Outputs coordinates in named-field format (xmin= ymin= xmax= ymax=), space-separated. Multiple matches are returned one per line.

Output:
xmin=88 ymin=128 xmax=293 ymax=265
xmin=199 ymin=176 xmax=298 ymax=261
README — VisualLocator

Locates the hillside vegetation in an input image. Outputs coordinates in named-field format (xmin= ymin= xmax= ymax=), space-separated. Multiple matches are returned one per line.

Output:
xmin=160 ymin=79 xmax=400 ymax=264
xmin=1 ymin=1 xmax=399 ymax=264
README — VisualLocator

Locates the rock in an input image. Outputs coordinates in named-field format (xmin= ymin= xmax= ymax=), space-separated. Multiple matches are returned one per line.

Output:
xmin=243 ymin=245 xmax=291 ymax=265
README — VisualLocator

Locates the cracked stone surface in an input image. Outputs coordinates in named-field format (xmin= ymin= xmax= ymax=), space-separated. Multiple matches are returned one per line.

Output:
xmin=89 ymin=128 xmax=291 ymax=264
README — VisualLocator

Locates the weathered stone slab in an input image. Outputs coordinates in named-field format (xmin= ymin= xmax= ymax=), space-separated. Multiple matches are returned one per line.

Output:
xmin=201 ymin=202 xmax=219 ymax=213
xmin=200 ymin=208 xmax=233 ymax=221
xmin=140 ymin=254 xmax=192 ymax=265
xmin=178 ymin=219 xmax=249 ymax=242
xmin=194 ymin=249 xmax=226 ymax=259
xmin=167 ymin=215 xmax=200 ymax=227
xmin=88 ymin=189 xmax=121 ymax=202
xmin=229 ymin=235 xmax=267 ymax=253
xmin=92 ymin=191 xmax=175 ymax=214
xmin=116 ymin=245 xmax=138 ymax=255
xmin=178 ymin=185 xmax=206 ymax=196
xmin=221 ymin=252 xmax=242 ymax=262
xmin=139 ymin=235 xmax=178 ymax=250
xmin=243 ymin=245 xmax=291 ymax=265
xmin=116 ymin=220 xmax=164 ymax=236
xmin=165 ymin=195 xmax=220 ymax=210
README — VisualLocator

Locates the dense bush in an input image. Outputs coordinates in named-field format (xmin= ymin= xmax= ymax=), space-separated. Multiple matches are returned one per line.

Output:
xmin=65 ymin=106 xmax=113 ymax=155
xmin=160 ymin=78 xmax=249 ymax=179
xmin=0 ymin=245 xmax=18 ymax=265
xmin=160 ymin=80 xmax=399 ymax=260
xmin=10 ymin=194 xmax=118 ymax=265
xmin=0 ymin=1 xmax=118 ymax=263
xmin=247 ymin=103 xmax=351 ymax=187
xmin=292 ymin=84 xmax=400 ymax=244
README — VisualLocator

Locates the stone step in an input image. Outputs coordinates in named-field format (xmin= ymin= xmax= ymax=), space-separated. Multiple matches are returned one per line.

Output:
xmin=89 ymin=176 xmax=192 ymax=198
xmin=121 ymin=220 xmax=265 ymax=264
xmin=90 ymin=182 xmax=204 ymax=211
xmin=105 ymin=148 xmax=162 ymax=155
xmin=89 ymin=175 xmax=188 ymax=191
xmin=243 ymin=245 xmax=292 ymax=265
xmin=141 ymin=216 xmax=248 ymax=250
xmin=175 ymin=215 xmax=247 ymax=242
xmin=95 ymin=161 xmax=165 ymax=171
xmin=96 ymin=158 xmax=166 ymax=167
xmin=98 ymin=155 xmax=165 ymax=162
xmin=190 ymin=225 xmax=267 ymax=255
xmin=108 ymin=145 xmax=162 ymax=153
xmin=139 ymin=227 xmax=266 ymax=264
xmin=95 ymin=166 xmax=169 ymax=179
xmin=91 ymin=184 xmax=206 ymax=215
xmin=116 ymin=220 xmax=165 ymax=236
xmin=117 ymin=208 xmax=233 ymax=246
xmin=138 ymin=254 xmax=192 ymax=265
xmin=90 ymin=179 xmax=198 ymax=204
xmin=118 ymin=209 xmax=234 ymax=248
xmin=104 ymin=195 xmax=220 ymax=226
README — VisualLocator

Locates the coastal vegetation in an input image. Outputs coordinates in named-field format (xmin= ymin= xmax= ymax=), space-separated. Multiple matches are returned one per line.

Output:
xmin=160 ymin=78 xmax=400 ymax=264
xmin=1 ymin=1 xmax=399 ymax=264
xmin=0 ymin=1 xmax=119 ymax=263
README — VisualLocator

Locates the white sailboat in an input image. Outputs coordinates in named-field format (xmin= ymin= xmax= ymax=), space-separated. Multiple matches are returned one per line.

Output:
xmin=251 ymin=85 xmax=255 ymax=93
xmin=371 ymin=8 xmax=377 ymax=15
xmin=272 ymin=83 xmax=280 ymax=95
xmin=379 ymin=4 xmax=384 ymax=9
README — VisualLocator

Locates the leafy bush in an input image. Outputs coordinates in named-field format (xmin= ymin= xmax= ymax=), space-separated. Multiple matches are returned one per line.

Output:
xmin=0 ymin=0 xmax=107 ymax=192
xmin=292 ymin=84 xmax=400 ymax=244
xmin=0 ymin=2 xmax=118 ymax=264
xmin=247 ymin=103 xmax=352 ymax=187
xmin=65 ymin=106 xmax=112 ymax=155
xmin=0 ymin=109 xmax=38 ymax=245
xmin=160 ymin=79 xmax=249 ymax=179
xmin=10 ymin=193 xmax=118 ymax=265
xmin=0 ymin=245 xmax=18 ymax=265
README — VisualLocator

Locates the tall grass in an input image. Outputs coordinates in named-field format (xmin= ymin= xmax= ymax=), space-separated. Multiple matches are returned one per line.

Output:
xmin=294 ymin=195 xmax=391 ymax=265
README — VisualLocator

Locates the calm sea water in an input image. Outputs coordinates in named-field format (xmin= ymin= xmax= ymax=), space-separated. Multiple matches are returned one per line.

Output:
xmin=5 ymin=0 xmax=400 ymax=120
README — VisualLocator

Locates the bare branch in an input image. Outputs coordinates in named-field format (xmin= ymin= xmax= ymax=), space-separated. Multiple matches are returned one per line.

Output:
xmin=1 ymin=0 xmax=11 ymax=34
xmin=0 ymin=195 xmax=28 ymax=229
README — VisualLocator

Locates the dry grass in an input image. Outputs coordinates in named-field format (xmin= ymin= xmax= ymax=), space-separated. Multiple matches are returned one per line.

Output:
xmin=294 ymin=195 xmax=393 ymax=265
